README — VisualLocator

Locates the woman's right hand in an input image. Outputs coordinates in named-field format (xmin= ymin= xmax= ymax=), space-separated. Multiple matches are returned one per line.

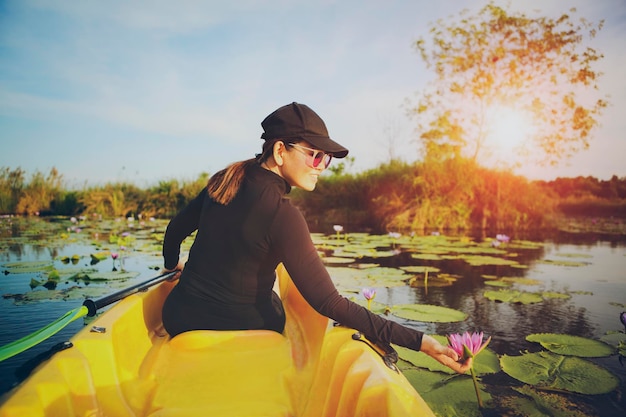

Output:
xmin=420 ymin=334 xmax=473 ymax=374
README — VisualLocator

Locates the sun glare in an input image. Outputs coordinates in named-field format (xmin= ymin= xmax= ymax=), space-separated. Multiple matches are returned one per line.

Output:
xmin=484 ymin=105 xmax=536 ymax=166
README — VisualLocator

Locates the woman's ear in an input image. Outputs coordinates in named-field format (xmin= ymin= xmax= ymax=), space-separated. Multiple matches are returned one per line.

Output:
xmin=272 ymin=141 xmax=286 ymax=166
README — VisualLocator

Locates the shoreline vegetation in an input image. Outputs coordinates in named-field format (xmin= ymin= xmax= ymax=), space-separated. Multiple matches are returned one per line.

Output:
xmin=1 ymin=161 xmax=625 ymax=236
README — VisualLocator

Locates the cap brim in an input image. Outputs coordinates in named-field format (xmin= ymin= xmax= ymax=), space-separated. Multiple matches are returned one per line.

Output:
xmin=304 ymin=136 xmax=349 ymax=158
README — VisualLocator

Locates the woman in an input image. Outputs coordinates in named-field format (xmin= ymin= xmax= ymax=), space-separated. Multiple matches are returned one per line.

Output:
xmin=162 ymin=102 xmax=471 ymax=374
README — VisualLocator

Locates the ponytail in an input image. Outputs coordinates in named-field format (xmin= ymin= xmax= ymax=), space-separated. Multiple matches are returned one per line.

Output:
xmin=207 ymin=159 xmax=256 ymax=205
xmin=207 ymin=139 xmax=280 ymax=205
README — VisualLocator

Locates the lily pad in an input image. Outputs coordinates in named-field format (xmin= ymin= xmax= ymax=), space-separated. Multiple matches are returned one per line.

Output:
xmin=399 ymin=266 xmax=441 ymax=274
xmin=391 ymin=304 xmax=467 ymax=323
xmin=407 ymin=273 xmax=458 ymax=288
xmin=538 ymin=259 xmax=590 ymax=267
xmin=321 ymin=256 xmax=355 ymax=264
xmin=540 ymin=291 xmax=571 ymax=300
xmin=29 ymin=278 xmax=43 ymax=288
xmin=484 ymin=289 xmax=543 ymax=304
xmin=500 ymin=351 xmax=619 ymax=394
xmin=60 ymin=255 xmax=81 ymax=264
xmin=526 ymin=333 xmax=615 ymax=357
xmin=363 ymin=267 xmax=408 ymax=287
xmin=1 ymin=261 xmax=54 ymax=273
xmin=501 ymin=277 xmax=542 ymax=286
xmin=501 ymin=385 xmax=595 ymax=417
xmin=90 ymin=251 xmax=111 ymax=262
xmin=460 ymin=255 xmax=520 ymax=266
xmin=554 ymin=252 xmax=593 ymax=259
xmin=600 ymin=331 xmax=626 ymax=347
xmin=83 ymin=271 xmax=140 ymax=281
xmin=403 ymin=368 xmax=490 ymax=417
xmin=410 ymin=253 xmax=444 ymax=261
xmin=484 ymin=280 xmax=512 ymax=287
xmin=47 ymin=269 xmax=61 ymax=281
xmin=326 ymin=266 xmax=408 ymax=292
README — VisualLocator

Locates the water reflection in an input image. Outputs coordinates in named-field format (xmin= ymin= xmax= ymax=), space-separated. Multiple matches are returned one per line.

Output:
xmin=1 ymin=217 xmax=625 ymax=415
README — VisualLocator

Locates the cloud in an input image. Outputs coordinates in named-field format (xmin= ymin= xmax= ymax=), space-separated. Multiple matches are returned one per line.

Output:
xmin=1 ymin=0 xmax=624 ymax=184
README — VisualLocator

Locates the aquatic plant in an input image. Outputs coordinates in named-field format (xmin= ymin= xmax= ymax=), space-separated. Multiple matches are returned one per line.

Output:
xmin=333 ymin=224 xmax=343 ymax=240
xmin=111 ymin=252 xmax=119 ymax=271
xmin=448 ymin=331 xmax=492 ymax=408
xmin=496 ymin=234 xmax=510 ymax=243
xmin=526 ymin=333 xmax=615 ymax=357
xmin=362 ymin=288 xmax=376 ymax=310
xmin=500 ymin=351 xmax=619 ymax=395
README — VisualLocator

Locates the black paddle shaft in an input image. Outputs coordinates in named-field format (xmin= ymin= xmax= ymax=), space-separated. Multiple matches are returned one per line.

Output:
xmin=82 ymin=270 xmax=178 ymax=316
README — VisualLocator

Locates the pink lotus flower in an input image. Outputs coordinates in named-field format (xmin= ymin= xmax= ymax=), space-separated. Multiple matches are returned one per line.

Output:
xmin=448 ymin=331 xmax=491 ymax=359
xmin=447 ymin=331 xmax=491 ymax=409
xmin=111 ymin=252 xmax=119 ymax=271
xmin=362 ymin=288 xmax=376 ymax=310
xmin=495 ymin=234 xmax=510 ymax=243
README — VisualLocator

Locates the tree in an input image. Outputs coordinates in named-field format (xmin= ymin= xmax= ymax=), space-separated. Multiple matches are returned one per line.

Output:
xmin=412 ymin=2 xmax=608 ymax=167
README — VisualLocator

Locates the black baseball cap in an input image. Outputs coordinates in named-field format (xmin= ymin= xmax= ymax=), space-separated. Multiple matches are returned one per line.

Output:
xmin=261 ymin=102 xmax=349 ymax=158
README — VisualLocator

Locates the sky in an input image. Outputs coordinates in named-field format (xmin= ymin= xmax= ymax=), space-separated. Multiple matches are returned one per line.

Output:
xmin=0 ymin=0 xmax=624 ymax=188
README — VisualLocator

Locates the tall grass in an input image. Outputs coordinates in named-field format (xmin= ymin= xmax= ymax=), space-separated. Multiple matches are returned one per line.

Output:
xmin=0 ymin=167 xmax=208 ymax=218
xmin=1 ymin=164 xmax=623 ymax=234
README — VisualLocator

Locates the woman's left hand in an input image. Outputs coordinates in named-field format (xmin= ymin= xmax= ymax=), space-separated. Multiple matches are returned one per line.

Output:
xmin=161 ymin=256 xmax=186 ymax=281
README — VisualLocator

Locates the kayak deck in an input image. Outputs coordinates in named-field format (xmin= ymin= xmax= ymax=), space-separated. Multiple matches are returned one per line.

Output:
xmin=0 ymin=265 xmax=434 ymax=416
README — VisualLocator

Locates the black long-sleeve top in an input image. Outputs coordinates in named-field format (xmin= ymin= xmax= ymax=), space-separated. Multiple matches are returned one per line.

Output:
xmin=162 ymin=162 xmax=423 ymax=351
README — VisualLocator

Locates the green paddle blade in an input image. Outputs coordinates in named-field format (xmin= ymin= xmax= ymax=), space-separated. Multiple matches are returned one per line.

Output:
xmin=0 ymin=305 xmax=88 ymax=362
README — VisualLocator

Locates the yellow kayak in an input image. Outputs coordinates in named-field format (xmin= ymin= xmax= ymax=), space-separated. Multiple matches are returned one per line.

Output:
xmin=0 ymin=264 xmax=434 ymax=417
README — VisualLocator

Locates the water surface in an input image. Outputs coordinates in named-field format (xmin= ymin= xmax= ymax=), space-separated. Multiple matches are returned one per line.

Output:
xmin=0 ymin=217 xmax=624 ymax=415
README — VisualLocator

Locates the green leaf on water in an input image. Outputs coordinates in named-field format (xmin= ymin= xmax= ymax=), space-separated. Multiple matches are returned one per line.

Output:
xmin=60 ymin=255 xmax=81 ymax=264
xmin=484 ymin=280 xmax=511 ymax=287
xmin=1 ymin=260 xmax=54 ymax=273
xmin=460 ymin=255 xmax=520 ymax=266
xmin=391 ymin=304 xmax=467 ymax=323
xmin=484 ymin=289 xmax=543 ymax=304
xmin=90 ymin=251 xmax=111 ymax=262
xmin=29 ymin=278 xmax=43 ymax=288
xmin=402 ymin=368 xmax=491 ymax=417
xmin=410 ymin=253 xmax=444 ymax=261
xmin=600 ymin=331 xmax=626 ymax=347
xmin=47 ymin=269 xmax=61 ymax=281
xmin=501 ymin=385 xmax=596 ymax=417
xmin=399 ymin=266 xmax=441 ymax=273
xmin=540 ymin=291 xmax=571 ymax=300
xmin=408 ymin=273 xmax=459 ymax=288
xmin=321 ymin=256 xmax=355 ymax=264
xmin=500 ymin=351 xmax=619 ymax=394
xmin=84 ymin=271 xmax=140 ymax=281
xmin=526 ymin=333 xmax=615 ymax=357
xmin=554 ymin=252 xmax=593 ymax=259
xmin=501 ymin=277 xmax=542 ymax=286
xmin=538 ymin=259 xmax=590 ymax=267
